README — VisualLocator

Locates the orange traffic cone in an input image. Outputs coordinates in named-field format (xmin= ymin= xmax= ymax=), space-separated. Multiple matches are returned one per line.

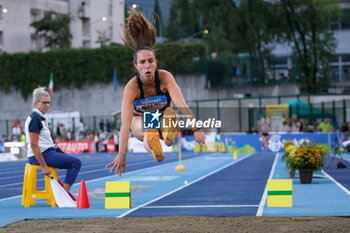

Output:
xmin=77 ymin=180 xmax=90 ymax=209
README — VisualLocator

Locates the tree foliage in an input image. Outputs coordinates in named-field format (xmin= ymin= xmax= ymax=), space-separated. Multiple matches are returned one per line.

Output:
xmin=0 ymin=43 xmax=206 ymax=98
xmin=166 ymin=0 xmax=340 ymax=92
xmin=280 ymin=0 xmax=340 ymax=93
xmin=31 ymin=11 xmax=72 ymax=50
xmin=153 ymin=0 xmax=164 ymax=37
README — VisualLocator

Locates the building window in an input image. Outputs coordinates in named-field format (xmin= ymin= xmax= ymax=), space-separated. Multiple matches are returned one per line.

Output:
xmin=82 ymin=18 xmax=90 ymax=37
xmin=0 ymin=5 xmax=3 ymax=19
xmin=30 ymin=8 xmax=41 ymax=22
xmin=109 ymin=0 xmax=113 ymax=17
xmin=341 ymin=9 xmax=350 ymax=30
xmin=0 ymin=31 xmax=3 ymax=46
xmin=82 ymin=39 xmax=91 ymax=48
xmin=82 ymin=0 xmax=90 ymax=6
xmin=109 ymin=22 xmax=113 ymax=40
xmin=31 ymin=34 xmax=43 ymax=51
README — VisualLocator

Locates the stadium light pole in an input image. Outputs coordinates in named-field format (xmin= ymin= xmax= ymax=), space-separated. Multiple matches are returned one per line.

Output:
xmin=188 ymin=29 xmax=209 ymax=39
xmin=180 ymin=29 xmax=209 ymax=42
xmin=90 ymin=16 xmax=107 ymax=26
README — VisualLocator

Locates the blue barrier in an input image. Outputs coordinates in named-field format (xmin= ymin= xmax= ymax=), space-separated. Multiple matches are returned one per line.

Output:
xmin=0 ymin=143 xmax=4 ymax=153
xmin=174 ymin=133 xmax=336 ymax=153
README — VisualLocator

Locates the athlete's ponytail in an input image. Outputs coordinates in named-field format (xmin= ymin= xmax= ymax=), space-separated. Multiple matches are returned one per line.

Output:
xmin=122 ymin=8 xmax=157 ymax=64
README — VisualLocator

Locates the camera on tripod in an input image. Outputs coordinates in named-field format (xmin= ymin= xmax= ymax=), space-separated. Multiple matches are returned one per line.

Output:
xmin=343 ymin=140 xmax=350 ymax=153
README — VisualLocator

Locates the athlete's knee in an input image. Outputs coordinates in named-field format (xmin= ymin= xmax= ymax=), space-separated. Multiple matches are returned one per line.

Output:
xmin=72 ymin=157 xmax=81 ymax=170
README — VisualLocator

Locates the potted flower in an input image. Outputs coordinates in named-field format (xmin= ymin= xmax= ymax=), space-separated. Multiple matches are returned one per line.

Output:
xmin=282 ymin=141 xmax=297 ymax=178
xmin=290 ymin=141 xmax=327 ymax=184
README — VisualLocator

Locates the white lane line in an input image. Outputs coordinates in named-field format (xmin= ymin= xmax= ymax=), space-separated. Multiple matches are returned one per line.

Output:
xmin=0 ymin=153 xmax=217 ymax=200
xmin=143 ymin=205 xmax=259 ymax=208
xmin=0 ymin=167 xmax=112 ymax=188
xmin=256 ymin=152 xmax=279 ymax=216
xmin=117 ymin=153 xmax=254 ymax=218
xmin=322 ymin=170 xmax=350 ymax=196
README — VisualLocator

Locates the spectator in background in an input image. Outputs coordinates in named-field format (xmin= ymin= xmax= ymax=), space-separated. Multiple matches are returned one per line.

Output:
xmin=101 ymin=131 xmax=109 ymax=152
xmin=236 ymin=65 xmax=241 ymax=82
xmin=0 ymin=134 xmax=7 ymax=142
xmin=106 ymin=119 xmax=111 ymax=133
xmin=94 ymin=131 xmax=100 ymax=152
xmin=318 ymin=119 xmax=333 ymax=133
xmin=291 ymin=115 xmax=301 ymax=132
xmin=66 ymin=128 xmax=72 ymax=141
xmin=59 ymin=123 xmax=67 ymax=141
xmin=340 ymin=122 xmax=349 ymax=141
xmin=99 ymin=119 xmax=105 ymax=132
xmin=282 ymin=121 xmax=290 ymax=133
xmin=75 ymin=119 xmax=85 ymax=141
xmin=21 ymin=133 xmax=26 ymax=145
xmin=113 ymin=130 xmax=119 ymax=152
xmin=55 ymin=122 xmax=61 ymax=141
xmin=12 ymin=120 xmax=22 ymax=141
xmin=86 ymin=130 xmax=94 ymax=140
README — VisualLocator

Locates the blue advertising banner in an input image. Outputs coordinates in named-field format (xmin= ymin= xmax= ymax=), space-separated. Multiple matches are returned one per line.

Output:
xmin=0 ymin=143 xmax=4 ymax=153
xmin=173 ymin=133 xmax=336 ymax=153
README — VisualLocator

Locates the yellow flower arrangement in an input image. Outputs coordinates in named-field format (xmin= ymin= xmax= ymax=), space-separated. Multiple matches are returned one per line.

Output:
xmin=282 ymin=140 xmax=327 ymax=174
xmin=291 ymin=142 xmax=327 ymax=170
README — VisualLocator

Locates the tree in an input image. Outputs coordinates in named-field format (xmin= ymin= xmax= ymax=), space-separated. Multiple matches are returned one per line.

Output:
xmin=280 ymin=0 xmax=340 ymax=93
xmin=31 ymin=11 xmax=72 ymax=50
xmin=232 ymin=0 xmax=285 ymax=84
xmin=153 ymin=0 xmax=164 ymax=37
xmin=167 ymin=0 xmax=196 ymax=40
xmin=199 ymin=0 xmax=237 ymax=55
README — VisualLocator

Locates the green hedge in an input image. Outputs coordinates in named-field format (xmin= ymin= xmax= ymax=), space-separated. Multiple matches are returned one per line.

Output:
xmin=0 ymin=43 xmax=206 ymax=98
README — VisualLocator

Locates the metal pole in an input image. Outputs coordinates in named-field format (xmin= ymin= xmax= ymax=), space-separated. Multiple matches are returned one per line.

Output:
xmin=332 ymin=100 xmax=336 ymax=125
xmin=6 ymin=120 xmax=9 ymax=137
xmin=259 ymin=97 xmax=262 ymax=114
xmin=309 ymin=103 xmax=313 ymax=125
xmin=321 ymin=102 xmax=325 ymax=121
xmin=343 ymin=99 xmax=347 ymax=123
xmin=217 ymin=99 xmax=220 ymax=133
xmin=238 ymin=99 xmax=242 ymax=132
xmin=93 ymin=116 xmax=97 ymax=132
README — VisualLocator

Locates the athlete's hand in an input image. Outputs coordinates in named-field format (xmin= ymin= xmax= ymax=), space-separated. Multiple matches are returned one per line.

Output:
xmin=41 ymin=166 xmax=52 ymax=177
xmin=194 ymin=129 xmax=206 ymax=144
xmin=106 ymin=154 xmax=126 ymax=176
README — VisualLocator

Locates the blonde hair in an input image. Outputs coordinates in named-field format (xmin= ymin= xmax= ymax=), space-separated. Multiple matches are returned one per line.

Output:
xmin=122 ymin=8 xmax=157 ymax=63
xmin=32 ymin=87 xmax=50 ymax=106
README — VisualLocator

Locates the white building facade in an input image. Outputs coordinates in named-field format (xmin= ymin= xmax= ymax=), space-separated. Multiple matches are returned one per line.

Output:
xmin=271 ymin=1 xmax=350 ymax=84
xmin=0 ymin=0 xmax=124 ymax=53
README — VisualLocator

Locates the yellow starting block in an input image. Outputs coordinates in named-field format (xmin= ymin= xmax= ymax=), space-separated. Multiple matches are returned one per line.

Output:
xmin=218 ymin=142 xmax=226 ymax=152
xmin=267 ymin=179 xmax=292 ymax=207
xmin=105 ymin=181 xmax=131 ymax=209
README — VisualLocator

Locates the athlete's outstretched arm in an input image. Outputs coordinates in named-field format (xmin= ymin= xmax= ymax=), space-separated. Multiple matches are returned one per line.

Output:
xmin=106 ymin=82 xmax=136 ymax=176
xmin=162 ymin=70 xmax=205 ymax=144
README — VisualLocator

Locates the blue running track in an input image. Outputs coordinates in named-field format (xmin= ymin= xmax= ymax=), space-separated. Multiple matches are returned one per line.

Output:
xmin=1 ymin=151 xmax=350 ymax=227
